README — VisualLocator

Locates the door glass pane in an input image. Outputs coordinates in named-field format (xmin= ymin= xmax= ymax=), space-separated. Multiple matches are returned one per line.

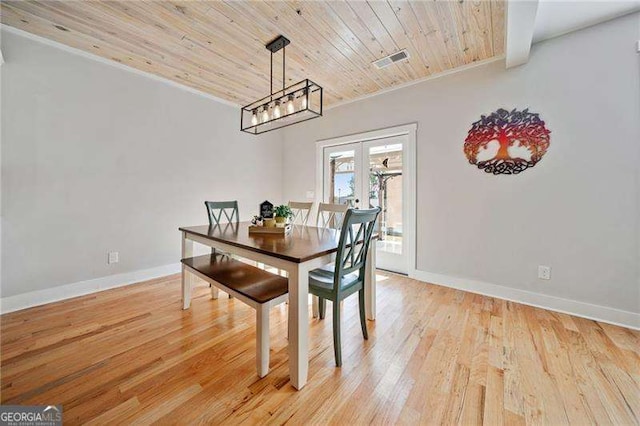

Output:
xmin=369 ymin=143 xmax=403 ymax=255
xmin=328 ymin=149 xmax=355 ymax=207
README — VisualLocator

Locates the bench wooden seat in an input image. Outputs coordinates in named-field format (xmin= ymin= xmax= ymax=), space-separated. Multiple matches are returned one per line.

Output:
xmin=181 ymin=254 xmax=288 ymax=304
xmin=181 ymin=253 xmax=288 ymax=377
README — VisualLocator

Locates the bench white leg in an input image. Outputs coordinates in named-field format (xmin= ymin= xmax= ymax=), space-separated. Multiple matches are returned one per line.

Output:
xmin=256 ymin=305 xmax=270 ymax=378
xmin=312 ymin=295 xmax=319 ymax=318
xmin=210 ymin=286 xmax=219 ymax=299
xmin=181 ymin=232 xmax=193 ymax=310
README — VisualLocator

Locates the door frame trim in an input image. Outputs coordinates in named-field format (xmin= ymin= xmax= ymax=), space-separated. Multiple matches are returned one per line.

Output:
xmin=315 ymin=123 xmax=417 ymax=275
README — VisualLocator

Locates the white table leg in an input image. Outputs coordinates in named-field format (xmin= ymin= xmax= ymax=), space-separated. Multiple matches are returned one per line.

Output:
xmin=288 ymin=263 xmax=309 ymax=390
xmin=365 ymin=240 xmax=377 ymax=320
xmin=181 ymin=232 xmax=194 ymax=310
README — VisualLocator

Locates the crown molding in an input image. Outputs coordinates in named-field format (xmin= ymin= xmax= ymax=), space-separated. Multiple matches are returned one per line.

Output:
xmin=1 ymin=24 xmax=240 ymax=108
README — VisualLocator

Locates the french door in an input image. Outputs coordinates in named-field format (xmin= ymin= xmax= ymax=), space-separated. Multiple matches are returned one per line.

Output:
xmin=322 ymin=135 xmax=409 ymax=274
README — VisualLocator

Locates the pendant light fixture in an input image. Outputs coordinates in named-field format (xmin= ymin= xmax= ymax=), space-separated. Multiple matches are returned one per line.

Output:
xmin=241 ymin=35 xmax=323 ymax=135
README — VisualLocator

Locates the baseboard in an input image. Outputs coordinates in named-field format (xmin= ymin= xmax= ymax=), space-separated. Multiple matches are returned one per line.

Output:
xmin=3 ymin=264 xmax=638 ymax=330
xmin=0 ymin=263 xmax=182 ymax=314
xmin=409 ymin=269 xmax=640 ymax=330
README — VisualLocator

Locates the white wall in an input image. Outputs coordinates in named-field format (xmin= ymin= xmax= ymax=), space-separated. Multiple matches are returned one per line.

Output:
xmin=282 ymin=13 xmax=640 ymax=321
xmin=1 ymin=13 xmax=638 ymax=326
xmin=1 ymin=29 xmax=283 ymax=300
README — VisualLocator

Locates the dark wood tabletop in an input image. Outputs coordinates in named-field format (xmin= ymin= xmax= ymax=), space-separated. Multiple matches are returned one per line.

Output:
xmin=179 ymin=222 xmax=343 ymax=263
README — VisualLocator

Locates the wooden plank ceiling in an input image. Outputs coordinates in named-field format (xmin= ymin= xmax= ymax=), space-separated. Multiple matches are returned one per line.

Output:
xmin=1 ymin=1 xmax=505 ymax=107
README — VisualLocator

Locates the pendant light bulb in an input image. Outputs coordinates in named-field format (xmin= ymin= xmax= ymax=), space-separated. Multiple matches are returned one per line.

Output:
xmin=286 ymin=95 xmax=295 ymax=114
xmin=274 ymin=101 xmax=282 ymax=119
xmin=300 ymin=90 xmax=308 ymax=110
xmin=261 ymin=106 xmax=269 ymax=123
xmin=251 ymin=109 xmax=258 ymax=126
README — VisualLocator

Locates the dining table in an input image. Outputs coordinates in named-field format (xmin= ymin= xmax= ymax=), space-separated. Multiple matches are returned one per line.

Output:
xmin=178 ymin=221 xmax=377 ymax=390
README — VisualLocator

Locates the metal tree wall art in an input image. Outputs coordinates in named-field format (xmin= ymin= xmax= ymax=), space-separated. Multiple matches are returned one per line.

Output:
xmin=464 ymin=108 xmax=551 ymax=175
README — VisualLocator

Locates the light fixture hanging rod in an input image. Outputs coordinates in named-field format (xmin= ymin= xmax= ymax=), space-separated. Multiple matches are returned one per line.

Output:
xmin=265 ymin=35 xmax=290 ymax=98
xmin=270 ymin=48 xmax=273 ymax=101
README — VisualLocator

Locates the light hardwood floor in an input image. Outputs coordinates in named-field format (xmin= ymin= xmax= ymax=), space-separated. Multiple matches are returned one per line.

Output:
xmin=1 ymin=272 xmax=638 ymax=425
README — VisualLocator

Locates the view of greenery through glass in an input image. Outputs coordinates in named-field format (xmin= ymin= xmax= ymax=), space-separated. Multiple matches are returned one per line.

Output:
xmin=369 ymin=144 xmax=403 ymax=254
xmin=329 ymin=150 xmax=355 ymax=206
xmin=328 ymin=144 xmax=403 ymax=254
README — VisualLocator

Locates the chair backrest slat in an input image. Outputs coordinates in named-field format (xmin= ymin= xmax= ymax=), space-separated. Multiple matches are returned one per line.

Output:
xmin=205 ymin=201 xmax=239 ymax=226
xmin=332 ymin=207 xmax=380 ymax=295
xmin=317 ymin=203 xmax=349 ymax=229
xmin=288 ymin=201 xmax=313 ymax=226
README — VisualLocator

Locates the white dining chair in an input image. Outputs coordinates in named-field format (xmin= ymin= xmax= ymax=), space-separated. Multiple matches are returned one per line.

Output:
xmin=317 ymin=203 xmax=349 ymax=230
xmin=289 ymin=201 xmax=314 ymax=226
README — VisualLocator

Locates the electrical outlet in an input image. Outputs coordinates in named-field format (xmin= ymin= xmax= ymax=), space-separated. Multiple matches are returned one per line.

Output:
xmin=108 ymin=251 xmax=119 ymax=264
xmin=538 ymin=265 xmax=551 ymax=280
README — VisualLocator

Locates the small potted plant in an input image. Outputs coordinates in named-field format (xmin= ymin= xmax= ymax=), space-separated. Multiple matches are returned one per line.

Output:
xmin=274 ymin=205 xmax=293 ymax=224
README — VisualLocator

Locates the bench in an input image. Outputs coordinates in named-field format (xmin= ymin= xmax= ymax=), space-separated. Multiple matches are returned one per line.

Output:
xmin=181 ymin=254 xmax=288 ymax=377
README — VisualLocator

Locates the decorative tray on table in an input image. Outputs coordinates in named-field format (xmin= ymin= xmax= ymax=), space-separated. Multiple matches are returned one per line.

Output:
xmin=248 ymin=223 xmax=291 ymax=235
xmin=250 ymin=201 xmax=292 ymax=235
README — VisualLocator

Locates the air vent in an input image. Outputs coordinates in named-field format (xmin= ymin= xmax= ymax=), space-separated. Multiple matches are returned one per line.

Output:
xmin=372 ymin=49 xmax=410 ymax=69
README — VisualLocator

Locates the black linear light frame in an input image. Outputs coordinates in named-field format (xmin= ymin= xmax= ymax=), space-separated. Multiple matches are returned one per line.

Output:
xmin=240 ymin=35 xmax=323 ymax=135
